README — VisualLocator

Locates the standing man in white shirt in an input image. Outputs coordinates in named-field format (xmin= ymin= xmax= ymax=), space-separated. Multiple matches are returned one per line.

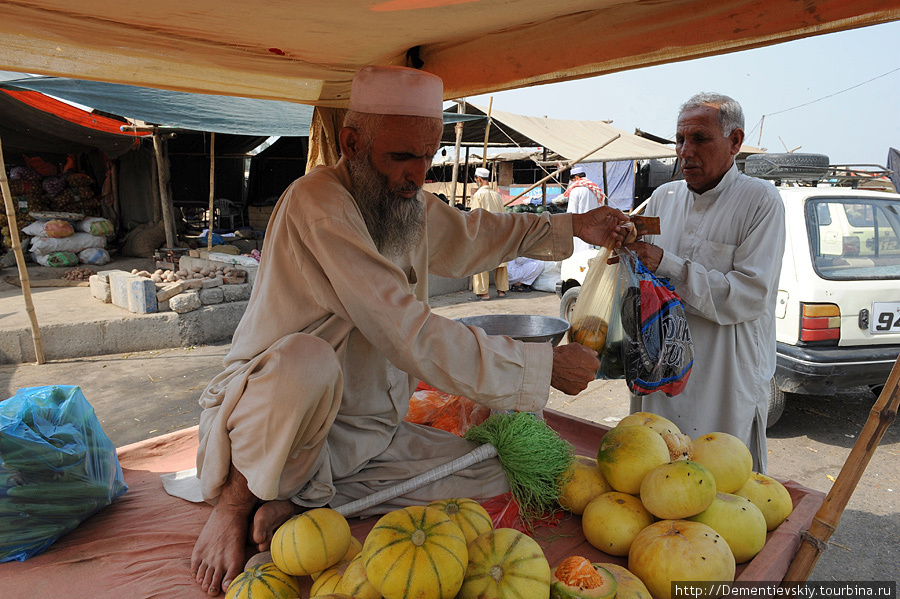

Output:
xmin=624 ymin=92 xmax=786 ymax=473
xmin=469 ymin=166 xmax=510 ymax=300
xmin=564 ymin=165 xmax=605 ymax=254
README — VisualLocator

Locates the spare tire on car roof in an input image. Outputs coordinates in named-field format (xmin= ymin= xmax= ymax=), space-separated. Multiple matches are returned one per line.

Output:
xmin=744 ymin=153 xmax=830 ymax=181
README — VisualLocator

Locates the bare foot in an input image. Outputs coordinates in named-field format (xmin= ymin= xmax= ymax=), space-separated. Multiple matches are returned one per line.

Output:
xmin=251 ymin=500 xmax=301 ymax=552
xmin=191 ymin=466 xmax=256 ymax=596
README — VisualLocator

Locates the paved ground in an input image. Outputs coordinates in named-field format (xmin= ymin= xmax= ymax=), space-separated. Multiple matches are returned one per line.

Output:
xmin=0 ymin=286 xmax=897 ymax=583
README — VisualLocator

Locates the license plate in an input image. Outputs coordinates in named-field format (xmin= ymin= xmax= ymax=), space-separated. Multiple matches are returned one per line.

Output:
xmin=871 ymin=302 xmax=900 ymax=333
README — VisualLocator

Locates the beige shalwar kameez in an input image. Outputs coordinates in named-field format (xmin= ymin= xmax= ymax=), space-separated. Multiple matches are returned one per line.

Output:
xmin=630 ymin=164 xmax=785 ymax=473
xmin=195 ymin=159 xmax=575 ymax=514
xmin=470 ymin=184 xmax=510 ymax=296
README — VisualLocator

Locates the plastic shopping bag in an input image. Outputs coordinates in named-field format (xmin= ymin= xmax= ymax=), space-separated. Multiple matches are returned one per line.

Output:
xmin=618 ymin=248 xmax=693 ymax=396
xmin=567 ymin=246 xmax=627 ymax=379
xmin=0 ymin=386 xmax=128 ymax=562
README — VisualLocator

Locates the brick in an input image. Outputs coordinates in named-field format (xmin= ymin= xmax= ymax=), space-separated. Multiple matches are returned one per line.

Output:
xmin=181 ymin=278 xmax=203 ymax=290
xmin=170 ymin=291 xmax=201 ymax=313
xmin=157 ymin=299 xmax=170 ymax=311
xmin=127 ymin=277 xmax=158 ymax=314
xmin=223 ymin=283 xmax=252 ymax=302
xmin=108 ymin=271 xmax=138 ymax=310
xmin=199 ymin=287 xmax=224 ymax=305
xmin=156 ymin=281 xmax=185 ymax=303
xmin=89 ymin=275 xmax=111 ymax=303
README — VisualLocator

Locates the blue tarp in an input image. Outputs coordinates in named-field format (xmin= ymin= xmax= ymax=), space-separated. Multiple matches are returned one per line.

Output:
xmin=580 ymin=161 xmax=636 ymax=211
xmin=0 ymin=72 xmax=484 ymax=137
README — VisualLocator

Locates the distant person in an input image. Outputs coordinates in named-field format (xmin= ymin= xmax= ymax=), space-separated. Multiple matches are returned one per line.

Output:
xmin=623 ymin=92 xmax=785 ymax=473
xmin=469 ymin=167 xmax=510 ymax=300
xmin=564 ymin=165 xmax=605 ymax=253
xmin=507 ymin=256 xmax=545 ymax=292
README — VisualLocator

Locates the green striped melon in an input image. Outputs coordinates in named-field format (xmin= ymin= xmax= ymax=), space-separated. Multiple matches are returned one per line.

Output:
xmin=311 ymin=535 xmax=362 ymax=581
xmin=336 ymin=553 xmax=381 ymax=599
xmin=458 ymin=527 xmax=551 ymax=599
xmin=270 ymin=508 xmax=351 ymax=576
xmin=427 ymin=497 xmax=494 ymax=544
xmin=224 ymin=561 xmax=301 ymax=599
xmin=363 ymin=505 xmax=468 ymax=599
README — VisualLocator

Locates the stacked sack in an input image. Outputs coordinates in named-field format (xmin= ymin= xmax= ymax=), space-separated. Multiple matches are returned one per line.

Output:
xmin=4 ymin=166 xmax=101 ymax=227
xmin=24 ymin=217 xmax=114 ymax=267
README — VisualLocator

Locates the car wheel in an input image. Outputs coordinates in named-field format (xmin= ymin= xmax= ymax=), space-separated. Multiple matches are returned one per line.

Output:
xmin=744 ymin=153 xmax=830 ymax=181
xmin=767 ymin=377 xmax=786 ymax=428
xmin=559 ymin=286 xmax=580 ymax=322
xmin=869 ymin=384 xmax=884 ymax=397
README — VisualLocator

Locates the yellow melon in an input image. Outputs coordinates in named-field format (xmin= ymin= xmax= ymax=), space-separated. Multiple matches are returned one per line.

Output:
xmin=733 ymin=472 xmax=794 ymax=531
xmin=337 ymin=553 xmax=381 ymax=599
xmin=582 ymin=491 xmax=654 ymax=556
xmin=427 ymin=497 xmax=493 ymax=544
xmin=363 ymin=505 xmax=467 ymax=599
xmin=616 ymin=412 xmax=681 ymax=435
xmin=594 ymin=563 xmax=653 ymax=599
xmin=557 ymin=454 xmax=612 ymax=515
xmin=691 ymin=432 xmax=753 ymax=493
xmin=224 ymin=562 xmax=302 ymax=599
xmin=270 ymin=508 xmax=352 ymax=577
xmin=458 ymin=527 xmax=551 ymax=599
xmin=596 ymin=425 xmax=670 ymax=494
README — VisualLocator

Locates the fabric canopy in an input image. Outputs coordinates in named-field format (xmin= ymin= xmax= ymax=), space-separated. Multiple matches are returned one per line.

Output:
xmin=454 ymin=104 xmax=677 ymax=162
xmin=0 ymin=1 xmax=897 ymax=106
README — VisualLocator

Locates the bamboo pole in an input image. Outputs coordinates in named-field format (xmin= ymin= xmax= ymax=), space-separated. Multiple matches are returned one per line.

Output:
xmin=449 ymin=102 xmax=465 ymax=205
xmin=152 ymin=131 xmax=177 ymax=249
xmin=481 ymin=97 xmax=493 ymax=168
xmin=207 ymin=132 xmax=215 ymax=254
xmin=505 ymin=135 xmax=621 ymax=206
xmin=783 ymin=354 xmax=900 ymax=583
xmin=0 ymin=134 xmax=45 ymax=364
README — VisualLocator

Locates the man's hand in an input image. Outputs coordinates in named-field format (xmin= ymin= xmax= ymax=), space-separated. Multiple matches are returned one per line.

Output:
xmin=572 ymin=206 xmax=631 ymax=249
xmin=551 ymin=342 xmax=601 ymax=395
xmin=612 ymin=240 xmax=663 ymax=271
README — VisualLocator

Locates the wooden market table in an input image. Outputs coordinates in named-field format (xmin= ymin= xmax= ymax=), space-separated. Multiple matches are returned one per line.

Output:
xmin=0 ymin=411 xmax=825 ymax=598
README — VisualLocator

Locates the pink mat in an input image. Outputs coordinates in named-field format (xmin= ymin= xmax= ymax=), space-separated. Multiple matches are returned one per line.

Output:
xmin=1 ymin=412 xmax=825 ymax=598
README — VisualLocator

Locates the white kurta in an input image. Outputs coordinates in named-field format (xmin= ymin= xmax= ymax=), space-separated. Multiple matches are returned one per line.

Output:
xmin=567 ymin=185 xmax=601 ymax=254
xmin=629 ymin=164 xmax=785 ymax=473
xmin=194 ymin=159 xmax=576 ymax=508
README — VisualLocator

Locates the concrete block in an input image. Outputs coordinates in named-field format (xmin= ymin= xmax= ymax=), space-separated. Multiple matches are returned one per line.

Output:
xmin=95 ymin=269 xmax=123 ymax=284
xmin=199 ymin=287 xmax=224 ymax=305
xmin=127 ymin=277 xmax=158 ymax=314
xmin=156 ymin=281 xmax=185 ymax=303
xmin=89 ymin=275 xmax=111 ymax=303
xmin=170 ymin=291 xmax=201 ymax=314
xmin=108 ymin=271 xmax=139 ymax=310
xmin=158 ymin=299 xmax=170 ymax=311
xmin=201 ymin=276 xmax=223 ymax=289
xmin=223 ymin=283 xmax=252 ymax=302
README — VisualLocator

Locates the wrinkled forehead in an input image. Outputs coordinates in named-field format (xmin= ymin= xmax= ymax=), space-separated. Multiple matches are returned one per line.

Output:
xmin=677 ymin=104 xmax=723 ymax=133
xmin=372 ymin=115 xmax=443 ymax=153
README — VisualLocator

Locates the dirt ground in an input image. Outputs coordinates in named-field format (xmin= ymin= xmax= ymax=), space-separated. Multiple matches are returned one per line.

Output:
xmin=0 ymin=286 xmax=897 ymax=583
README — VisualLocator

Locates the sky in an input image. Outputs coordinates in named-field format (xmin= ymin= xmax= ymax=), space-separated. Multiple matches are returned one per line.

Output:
xmin=459 ymin=20 xmax=900 ymax=167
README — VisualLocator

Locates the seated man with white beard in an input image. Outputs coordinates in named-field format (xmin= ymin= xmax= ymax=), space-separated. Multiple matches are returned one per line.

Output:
xmin=187 ymin=65 xmax=630 ymax=596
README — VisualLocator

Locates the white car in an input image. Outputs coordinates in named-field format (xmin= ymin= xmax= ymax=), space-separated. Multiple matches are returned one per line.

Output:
xmin=557 ymin=159 xmax=900 ymax=427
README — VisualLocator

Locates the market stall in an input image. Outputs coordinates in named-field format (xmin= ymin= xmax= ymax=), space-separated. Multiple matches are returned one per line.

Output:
xmin=0 ymin=411 xmax=826 ymax=597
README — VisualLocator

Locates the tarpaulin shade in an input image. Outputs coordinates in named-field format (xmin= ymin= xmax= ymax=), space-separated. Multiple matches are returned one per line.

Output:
xmin=0 ymin=1 xmax=897 ymax=105
xmin=451 ymin=104 xmax=677 ymax=162
xmin=0 ymin=89 xmax=142 ymax=158
xmin=0 ymin=72 xmax=315 ymax=137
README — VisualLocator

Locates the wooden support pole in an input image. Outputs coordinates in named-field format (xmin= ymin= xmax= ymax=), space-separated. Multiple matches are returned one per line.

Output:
xmin=207 ymin=132 xmax=215 ymax=253
xmin=506 ymin=135 xmax=621 ymax=206
xmin=152 ymin=131 xmax=177 ymax=249
xmin=783 ymin=354 xmax=900 ymax=583
xmin=0 ymin=134 xmax=45 ymax=364
xmin=481 ymin=97 xmax=493 ymax=168
xmin=449 ymin=101 xmax=465 ymax=204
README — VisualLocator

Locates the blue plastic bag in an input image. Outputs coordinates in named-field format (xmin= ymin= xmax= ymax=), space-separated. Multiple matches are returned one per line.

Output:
xmin=0 ymin=386 xmax=128 ymax=562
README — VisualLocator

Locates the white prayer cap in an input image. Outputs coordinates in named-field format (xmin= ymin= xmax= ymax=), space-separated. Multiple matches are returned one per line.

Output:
xmin=349 ymin=66 xmax=444 ymax=120
xmin=475 ymin=167 xmax=491 ymax=179
xmin=571 ymin=165 xmax=586 ymax=176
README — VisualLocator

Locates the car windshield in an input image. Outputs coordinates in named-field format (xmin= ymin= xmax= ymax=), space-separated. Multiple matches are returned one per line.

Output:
xmin=807 ymin=196 xmax=900 ymax=280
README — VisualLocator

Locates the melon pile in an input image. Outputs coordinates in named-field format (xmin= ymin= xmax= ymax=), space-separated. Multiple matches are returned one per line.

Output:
xmin=555 ymin=412 xmax=795 ymax=599
xmin=226 ymin=411 xmax=794 ymax=599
